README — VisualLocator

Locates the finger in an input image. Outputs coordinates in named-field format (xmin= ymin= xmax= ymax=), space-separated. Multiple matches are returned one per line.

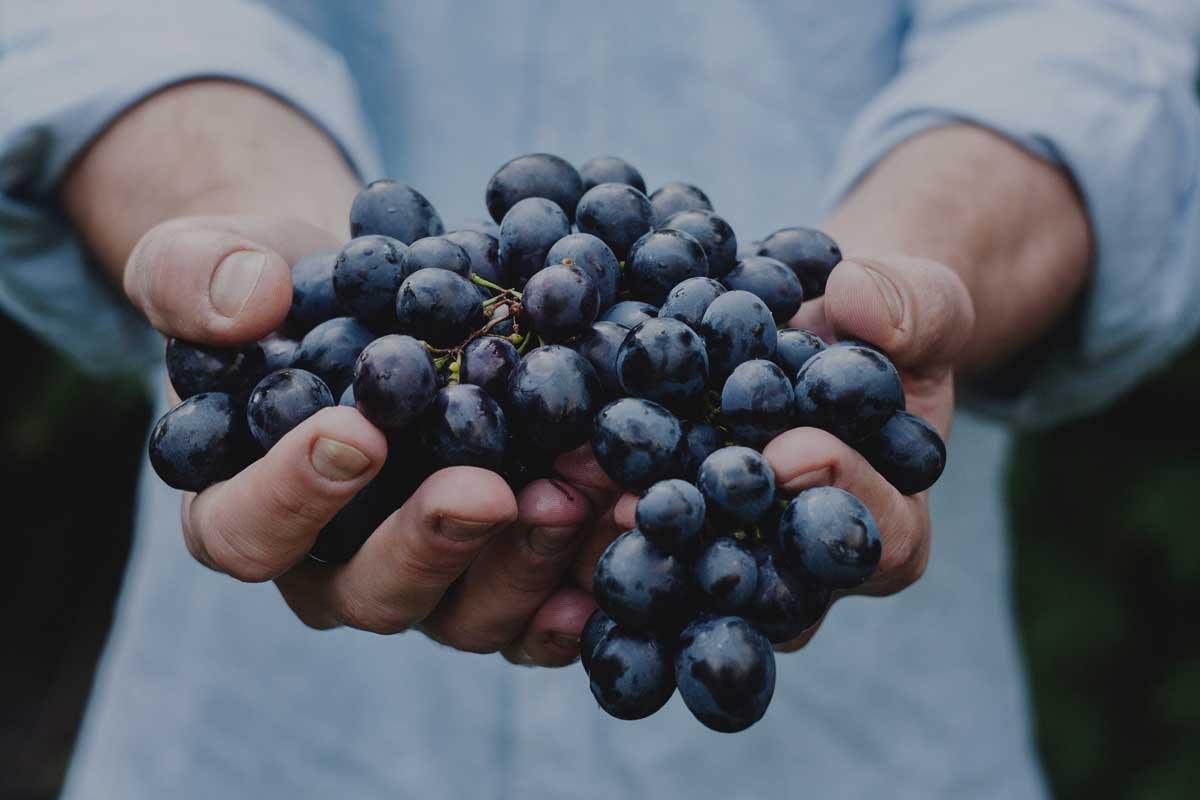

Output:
xmin=553 ymin=443 xmax=621 ymax=510
xmin=502 ymin=587 xmax=597 ymax=667
xmin=570 ymin=501 xmax=626 ymax=591
xmin=184 ymin=406 xmax=386 ymax=581
xmin=320 ymin=467 xmax=519 ymax=634
xmin=125 ymin=215 xmax=338 ymax=344
xmin=764 ymin=427 xmax=930 ymax=597
xmin=786 ymin=296 xmax=833 ymax=341
xmin=419 ymin=479 xmax=591 ymax=653
xmin=613 ymin=492 xmax=637 ymax=531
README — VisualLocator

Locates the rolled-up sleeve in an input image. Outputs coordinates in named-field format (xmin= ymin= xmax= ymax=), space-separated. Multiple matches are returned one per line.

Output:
xmin=0 ymin=0 xmax=381 ymax=375
xmin=823 ymin=0 xmax=1200 ymax=427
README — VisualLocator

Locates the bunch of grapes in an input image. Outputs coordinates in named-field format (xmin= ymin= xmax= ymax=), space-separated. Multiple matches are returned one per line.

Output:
xmin=149 ymin=153 xmax=947 ymax=731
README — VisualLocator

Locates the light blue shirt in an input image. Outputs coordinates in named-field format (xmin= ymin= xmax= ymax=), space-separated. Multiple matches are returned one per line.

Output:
xmin=3 ymin=2 xmax=1199 ymax=798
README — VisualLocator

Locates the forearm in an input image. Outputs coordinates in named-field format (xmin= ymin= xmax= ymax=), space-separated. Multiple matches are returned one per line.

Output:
xmin=824 ymin=124 xmax=1092 ymax=372
xmin=61 ymin=80 xmax=359 ymax=281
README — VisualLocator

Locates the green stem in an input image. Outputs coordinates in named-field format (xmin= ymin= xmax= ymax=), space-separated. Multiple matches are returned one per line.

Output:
xmin=471 ymin=273 xmax=520 ymax=297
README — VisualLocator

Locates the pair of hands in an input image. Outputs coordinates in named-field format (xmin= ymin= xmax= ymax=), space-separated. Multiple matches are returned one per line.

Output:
xmin=127 ymin=213 xmax=973 ymax=665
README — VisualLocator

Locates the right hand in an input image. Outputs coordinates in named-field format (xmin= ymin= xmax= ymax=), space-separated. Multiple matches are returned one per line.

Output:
xmin=126 ymin=214 xmax=609 ymax=666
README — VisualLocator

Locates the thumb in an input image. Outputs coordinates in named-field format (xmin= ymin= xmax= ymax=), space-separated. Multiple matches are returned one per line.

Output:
xmin=823 ymin=256 xmax=975 ymax=373
xmin=124 ymin=215 xmax=340 ymax=345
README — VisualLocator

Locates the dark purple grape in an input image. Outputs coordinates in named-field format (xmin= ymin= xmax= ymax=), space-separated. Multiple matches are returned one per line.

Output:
xmin=591 ymin=398 xmax=684 ymax=490
xmin=722 ymin=256 xmax=804 ymax=323
xmin=259 ymin=334 xmax=298 ymax=373
xmin=148 ymin=393 xmax=256 ymax=492
xmin=856 ymin=411 xmax=946 ymax=495
xmin=649 ymin=181 xmax=713 ymax=225
xmin=600 ymin=300 xmax=658 ymax=329
xmin=571 ymin=321 xmax=627 ymax=397
xmin=675 ymin=615 xmax=775 ymax=733
xmin=506 ymin=345 xmax=603 ymax=453
xmin=793 ymin=345 xmax=904 ymax=443
xmin=695 ymin=538 xmax=758 ymax=613
xmin=578 ymin=156 xmax=646 ymax=194
xmin=720 ymin=359 xmax=795 ymax=450
xmin=286 ymin=248 xmax=341 ymax=336
xmin=486 ymin=153 xmax=584 ymax=223
xmin=394 ymin=268 xmax=485 ymax=348
xmin=349 ymin=180 xmax=444 ymax=244
xmin=400 ymin=236 xmax=472 ymax=278
xmin=744 ymin=545 xmax=830 ymax=642
xmin=309 ymin=456 xmax=425 ymax=564
xmin=545 ymin=232 xmax=620 ymax=309
xmin=522 ymin=263 xmax=599 ymax=340
xmin=352 ymin=334 xmax=438 ymax=432
xmin=245 ymin=368 xmax=334 ymax=451
xmin=500 ymin=436 xmax=556 ymax=492
xmin=616 ymin=317 xmax=708 ymax=412
xmin=444 ymin=229 xmax=510 ymax=286
xmin=165 ymin=337 xmax=266 ymax=400
xmin=699 ymin=290 xmax=778 ymax=383
xmin=696 ymin=446 xmax=775 ymax=528
xmin=421 ymin=384 xmax=507 ymax=470
xmin=589 ymin=627 xmax=675 ymax=720
xmin=773 ymin=328 xmax=826 ymax=379
xmin=636 ymin=479 xmax=706 ymax=554
xmin=292 ymin=316 xmax=376 ymax=397
xmin=575 ymin=183 xmax=655 ymax=260
xmin=626 ymin=229 xmax=709 ymax=305
xmin=662 ymin=210 xmax=738 ymax=278
xmin=756 ymin=227 xmax=841 ymax=299
xmin=679 ymin=421 xmax=722 ymax=481
xmin=657 ymin=276 xmax=726 ymax=332
xmin=498 ymin=197 xmax=571 ymax=284
xmin=460 ymin=335 xmax=520 ymax=402
xmin=333 ymin=235 xmax=408 ymax=331
xmin=580 ymin=607 xmax=617 ymax=674
xmin=779 ymin=486 xmax=882 ymax=588
xmin=593 ymin=528 xmax=691 ymax=631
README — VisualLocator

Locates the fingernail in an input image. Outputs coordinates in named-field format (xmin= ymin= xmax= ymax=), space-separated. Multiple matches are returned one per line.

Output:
xmin=526 ymin=525 xmax=578 ymax=556
xmin=210 ymin=250 xmax=266 ymax=318
xmin=549 ymin=632 xmax=580 ymax=651
xmin=854 ymin=262 xmax=904 ymax=327
xmin=310 ymin=437 xmax=371 ymax=481
xmin=439 ymin=516 xmax=503 ymax=542
xmin=781 ymin=466 xmax=833 ymax=493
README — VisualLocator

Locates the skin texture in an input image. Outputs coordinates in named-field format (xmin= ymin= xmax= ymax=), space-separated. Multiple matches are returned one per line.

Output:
xmin=62 ymin=81 xmax=1090 ymax=663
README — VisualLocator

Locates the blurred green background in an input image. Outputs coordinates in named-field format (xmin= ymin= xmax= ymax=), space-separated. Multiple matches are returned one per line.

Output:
xmin=1 ymin=317 xmax=1198 ymax=800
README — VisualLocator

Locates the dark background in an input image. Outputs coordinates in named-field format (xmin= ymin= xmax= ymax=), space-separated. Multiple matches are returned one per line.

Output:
xmin=1 ymin=318 xmax=1197 ymax=799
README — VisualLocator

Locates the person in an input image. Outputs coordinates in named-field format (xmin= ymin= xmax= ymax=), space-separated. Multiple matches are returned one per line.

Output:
xmin=4 ymin=1 xmax=1199 ymax=797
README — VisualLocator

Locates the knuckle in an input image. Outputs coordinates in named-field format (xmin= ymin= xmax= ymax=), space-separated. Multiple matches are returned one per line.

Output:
xmin=266 ymin=479 xmax=336 ymax=529
xmin=880 ymin=530 xmax=928 ymax=588
xmin=335 ymin=589 xmax=412 ymax=635
xmin=430 ymin=623 xmax=508 ymax=655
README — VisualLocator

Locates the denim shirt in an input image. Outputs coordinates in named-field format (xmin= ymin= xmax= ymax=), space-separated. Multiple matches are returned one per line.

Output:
xmin=3 ymin=2 xmax=1199 ymax=797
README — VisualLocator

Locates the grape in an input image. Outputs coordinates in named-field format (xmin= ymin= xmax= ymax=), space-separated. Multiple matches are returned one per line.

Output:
xmin=486 ymin=153 xmax=584 ymax=224
xmin=600 ymin=300 xmax=658 ymax=329
xmin=773 ymin=328 xmax=826 ymax=379
xmin=498 ymin=197 xmax=571 ymax=284
xmin=246 ymin=369 xmax=335 ymax=451
xmin=165 ymin=337 xmax=266 ymax=400
xmin=292 ymin=317 xmax=376 ymax=397
xmin=500 ymin=437 xmax=555 ymax=492
xmin=675 ymin=615 xmax=775 ymax=733
xmin=778 ymin=486 xmax=882 ymax=588
xmin=575 ymin=182 xmax=655 ymax=260
xmin=259 ymin=334 xmax=298 ymax=373
xmin=793 ymin=345 xmax=904 ymax=443
xmin=592 ymin=398 xmax=684 ymax=490
xmin=421 ymin=384 xmax=507 ymax=470
xmin=657 ymin=276 xmax=726 ymax=332
xmin=580 ymin=607 xmax=617 ymax=674
xmin=578 ymin=156 xmax=646 ymax=194
xmin=400 ymin=236 xmax=472 ymax=278
xmin=545 ymin=232 xmax=620 ymax=309
xmin=744 ymin=546 xmax=830 ymax=643
xmin=719 ymin=359 xmax=795 ymax=449
xmin=522 ymin=263 xmax=599 ymax=340
xmin=148 ymin=393 xmax=256 ymax=492
xmin=310 ymin=456 xmax=424 ymax=564
xmin=697 ymin=446 xmax=775 ymax=528
xmin=856 ymin=411 xmax=946 ymax=495
xmin=756 ymin=227 xmax=841 ymax=299
xmin=678 ymin=420 xmax=722 ymax=481
xmin=722 ymin=255 xmax=804 ymax=323
xmin=695 ymin=538 xmax=758 ymax=613
xmin=506 ymin=345 xmax=603 ymax=452
xmin=460 ymin=335 xmax=520 ymax=402
xmin=636 ymin=479 xmax=706 ymax=554
xmin=661 ymin=210 xmax=738 ymax=278
xmin=699 ymin=290 xmax=778 ymax=383
xmin=352 ymin=334 xmax=439 ymax=432
xmin=444 ymin=229 xmax=510 ymax=286
xmin=649 ymin=181 xmax=712 ymax=224
xmin=333 ymin=235 xmax=408 ymax=331
xmin=589 ymin=627 xmax=675 ymax=720
xmin=626 ymin=229 xmax=709 ymax=305
xmin=286 ymin=248 xmax=341 ymax=336
xmin=571 ymin=321 xmax=627 ymax=397
xmin=350 ymin=179 xmax=444 ymax=243
xmin=394 ymin=268 xmax=485 ymax=348
xmin=593 ymin=528 xmax=691 ymax=631
xmin=616 ymin=317 xmax=709 ymax=411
